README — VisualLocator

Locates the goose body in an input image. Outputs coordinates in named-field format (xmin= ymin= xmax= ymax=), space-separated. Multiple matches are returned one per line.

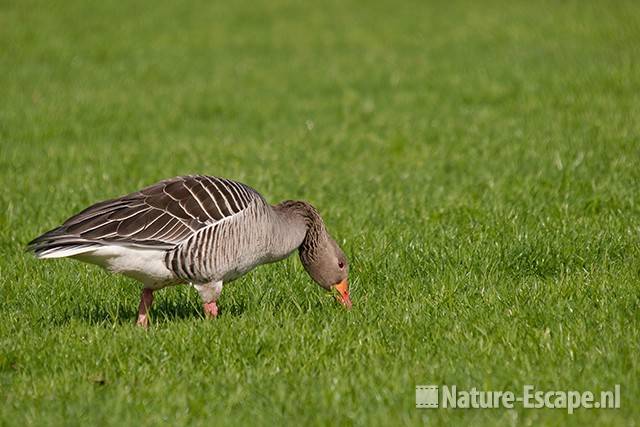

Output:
xmin=29 ymin=175 xmax=351 ymax=326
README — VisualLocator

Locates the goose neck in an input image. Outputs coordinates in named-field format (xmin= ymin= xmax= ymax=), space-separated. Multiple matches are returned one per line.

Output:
xmin=272 ymin=200 xmax=326 ymax=256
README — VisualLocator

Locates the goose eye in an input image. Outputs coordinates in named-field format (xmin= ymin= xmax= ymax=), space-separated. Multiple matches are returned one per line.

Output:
xmin=338 ymin=261 xmax=344 ymax=269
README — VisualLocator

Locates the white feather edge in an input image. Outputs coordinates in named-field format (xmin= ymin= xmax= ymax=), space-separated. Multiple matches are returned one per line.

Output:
xmin=35 ymin=245 xmax=99 ymax=259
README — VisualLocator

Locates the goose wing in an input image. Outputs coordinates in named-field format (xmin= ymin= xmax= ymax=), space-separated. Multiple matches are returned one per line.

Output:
xmin=28 ymin=175 xmax=263 ymax=257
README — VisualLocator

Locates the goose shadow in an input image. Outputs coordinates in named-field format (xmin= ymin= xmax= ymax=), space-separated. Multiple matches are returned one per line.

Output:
xmin=43 ymin=295 xmax=249 ymax=327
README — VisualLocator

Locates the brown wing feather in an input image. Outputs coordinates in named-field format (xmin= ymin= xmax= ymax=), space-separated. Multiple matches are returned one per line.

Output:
xmin=27 ymin=175 xmax=263 ymax=254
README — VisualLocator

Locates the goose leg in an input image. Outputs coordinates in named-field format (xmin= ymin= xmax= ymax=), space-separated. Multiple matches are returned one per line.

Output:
xmin=193 ymin=281 xmax=223 ymax=318
xmin=136 ymin=288 xmax=154 ymax=328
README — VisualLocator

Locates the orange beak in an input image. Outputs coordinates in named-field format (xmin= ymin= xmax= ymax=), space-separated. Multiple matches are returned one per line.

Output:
xmin=334 ymin=278 xmax=352 ymax=309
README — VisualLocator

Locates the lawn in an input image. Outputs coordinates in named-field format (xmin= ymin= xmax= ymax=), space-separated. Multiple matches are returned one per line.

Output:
xmin=1 ymin=0 xmax=639 ymax=425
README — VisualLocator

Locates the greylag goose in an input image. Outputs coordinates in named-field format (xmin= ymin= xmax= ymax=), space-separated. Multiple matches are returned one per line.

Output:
xmin=28 ymin=175 xmax=351 ymax=326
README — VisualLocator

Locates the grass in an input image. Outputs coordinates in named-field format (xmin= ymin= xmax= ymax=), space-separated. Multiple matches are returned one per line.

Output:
xmin=1 ymin=0 xmax=639 ymax=425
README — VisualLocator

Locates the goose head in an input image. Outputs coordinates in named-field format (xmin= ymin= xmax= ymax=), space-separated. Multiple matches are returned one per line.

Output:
xmin=300 ymin=235 xmax=351 ymax=308
xmin=274 ymin=199 xmax=352 ymax=308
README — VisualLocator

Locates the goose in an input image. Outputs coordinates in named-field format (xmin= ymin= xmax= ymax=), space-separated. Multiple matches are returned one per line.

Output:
xmin=28 ymin=175 xmax=351 ymax=326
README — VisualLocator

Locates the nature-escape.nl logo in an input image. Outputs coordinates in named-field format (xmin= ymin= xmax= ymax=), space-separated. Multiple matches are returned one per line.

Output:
xmin=416 ymin=384 xmax=620 ymax=414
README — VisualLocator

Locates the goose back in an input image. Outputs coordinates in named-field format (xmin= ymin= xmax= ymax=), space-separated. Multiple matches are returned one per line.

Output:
xmin=28 ymin=175 xmax=264 ymax=257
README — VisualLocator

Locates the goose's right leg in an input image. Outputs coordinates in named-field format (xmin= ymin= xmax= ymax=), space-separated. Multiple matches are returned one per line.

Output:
xmin=193 ymin=281 xmax=223 ymax=318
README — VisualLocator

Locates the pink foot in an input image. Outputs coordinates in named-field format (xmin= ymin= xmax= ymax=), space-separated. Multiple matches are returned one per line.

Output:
xmin=203 ymin=301 xmax=218 ymax=318
xmin=136 ymin=314 xmax=149 ymax=328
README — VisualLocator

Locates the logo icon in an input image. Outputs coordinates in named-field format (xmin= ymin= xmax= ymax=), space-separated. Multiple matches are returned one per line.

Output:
xmin=416 ymin=385 xmax=439 ymax=408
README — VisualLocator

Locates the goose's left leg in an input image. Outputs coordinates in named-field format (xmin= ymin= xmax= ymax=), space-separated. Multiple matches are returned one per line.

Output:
xmin=136 ymin=288 xmax=154 ymax=328
xmin=193 ymin=281 xmax=223 ymax=318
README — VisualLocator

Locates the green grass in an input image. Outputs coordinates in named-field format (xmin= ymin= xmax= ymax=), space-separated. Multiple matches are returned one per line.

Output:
xmin=1 ymin=0 xmax=639 ymax=425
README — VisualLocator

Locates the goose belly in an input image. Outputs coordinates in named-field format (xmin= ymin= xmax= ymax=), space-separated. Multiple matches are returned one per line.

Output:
xmin=74 ymin=245 xmax=177 ymax=288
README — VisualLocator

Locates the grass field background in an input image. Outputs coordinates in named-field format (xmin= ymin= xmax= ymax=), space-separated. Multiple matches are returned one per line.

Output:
xmin=1 ymin=0 xmax=639 ymax=425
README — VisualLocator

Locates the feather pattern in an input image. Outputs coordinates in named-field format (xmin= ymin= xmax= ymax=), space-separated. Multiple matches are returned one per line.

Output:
xmin=164 ymin=200 xmax=287 ymax=283
xmin=28 ymin=175 xmax=264 ymax=255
